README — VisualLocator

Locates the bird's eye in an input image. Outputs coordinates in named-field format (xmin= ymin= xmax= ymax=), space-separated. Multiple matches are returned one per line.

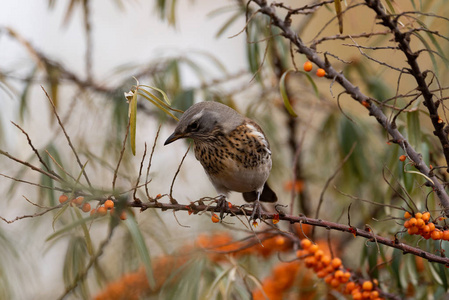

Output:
xmin=189 ymin=121 xmax=199 ymax=131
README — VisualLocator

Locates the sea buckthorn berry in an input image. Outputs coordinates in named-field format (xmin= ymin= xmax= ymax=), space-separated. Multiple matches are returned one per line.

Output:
xmin=422 ymin=225 xmax=430 ymax=234
xmin=335 ymin=270 xmax=344 ymax=279
xmin=370 ymin=291 xmax=379 ymax=299
xmin=59 ymin=194 xmax=69 ymax=203
xmin=404 ymin=211 xmax=411 ymax=219
xmin=97 ymin=206 xmax=108 ymax=216
xmin=431 ymin=230 xmax=442 ymax=240
xmin=120 ymin=211 xmax=127 ymax=220
xmin=362 ymin=281 xmax=373 ymax=291
xmin=316 ymin=270 xmax=327 ymax=278
xmin=416 ymin=218 xmax=425 ymax=228
xmin=211 ymin=214 xmax=220 ymax=223
xmin=300 ymin=239 xmax=312 ymax=249
xmin=422 ymin=212 xmax=430 ymax=222
xmin=305 ymin=256 xmax=317 ymax=268
xmin=403 ymin=220 xmax=410 ymax=228
xmin=442 ymin=230 xmax=449 ymax=241
xmin=316 ymin=68 xmax=326 ymax=77
xmin=331 ymin=257 xmax=342 ymax=269
xmin=362 ymin=291 xmax=371 ymax=299
xmin=415 ymin=212 xmax=423 ymax=219
xmin=399 ymin=155 xmax=407 ymax=162
xmin=314 ymin=249 xmax=324 ymax=259
xmin=408 ymin=227 xmax=419 ymax=235
xmin=361 ymin=100 xmax=370 ymax=108
xmin=352 ymin=291 xmax=362 ymax=300
xmin=308 ymin=244 xmax=319 ymax=254
xmin=330 ymin=278 xmax=340 ymax=288
xmin=81 ymin=203 xmax=91 ymax=213
xmin=90 ymin=209 xmax=96 ymax=216
xmin=409 ymin=218 xmax=417 ymax=227
xmin=321 ymin=255 xmax=331 ymax=266
xmin=296 ymin=249 xmax=307 ymax=258
xmin=345 ymin=281 xmax=356 ymax=293
xmin=428 ymin=222 xmax=436 ymax=232
xmin=104 ymin=199 xmax=114 ymax=210
xmin=324 ymin=274 xmax=334 ymax=284
xmin=303 ymin=61 xmax=313 ymax=72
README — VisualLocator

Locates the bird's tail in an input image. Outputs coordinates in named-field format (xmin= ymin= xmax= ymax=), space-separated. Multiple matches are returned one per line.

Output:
xmin=242 ymin=182 xmax=277 ymax=203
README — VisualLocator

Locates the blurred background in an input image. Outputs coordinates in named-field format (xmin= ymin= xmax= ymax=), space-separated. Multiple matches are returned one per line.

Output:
xmin=1 ymin=0 xmax=449 ymax=299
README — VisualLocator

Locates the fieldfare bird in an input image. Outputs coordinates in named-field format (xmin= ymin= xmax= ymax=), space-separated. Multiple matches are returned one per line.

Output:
xmin=164 ymin=101 xmax=277 ymax=220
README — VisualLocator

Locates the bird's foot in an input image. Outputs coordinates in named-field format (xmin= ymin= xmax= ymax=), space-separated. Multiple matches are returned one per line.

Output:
xmin=249 ymin=200 xmax=263 ymax=224
xmin=216 ymin=195 xmax=229 ymax=220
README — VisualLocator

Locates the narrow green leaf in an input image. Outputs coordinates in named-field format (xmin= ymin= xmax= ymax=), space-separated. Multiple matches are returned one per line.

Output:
xmin=137 ymin=92 xmax=179 ymax=121
xmin=412 ymin=32 xmax=438 ymax=74
xmin=47 ymin=214 xmax=96 ymax=241
xmin=139 ymin=85 xmax=172 ymax=105
xmin=303 ymin=71 xmax=319 ymax=97
xmin=74 ymin=206 xmax=93 ymax=255
xmin=215 ymin=11 xmax=242 ymax=38
xmin=279 ymin=69 xmax=298 ymax=117
xmin=124 ymin=215 xmax=156 ymax=288
xmin=129 ymin=90 xmax=137 ymax=156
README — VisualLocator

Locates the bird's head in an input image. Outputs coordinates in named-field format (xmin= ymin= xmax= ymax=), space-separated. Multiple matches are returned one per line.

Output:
xmin=164 ymin=101 xmax=244 ymax=145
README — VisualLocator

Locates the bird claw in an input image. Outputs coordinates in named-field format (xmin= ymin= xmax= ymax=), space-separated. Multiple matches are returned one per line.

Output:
xmin=216 ymin=195 xmax=229 ymax=220
xmin=249 ymin=200 xmax=263 ymax=223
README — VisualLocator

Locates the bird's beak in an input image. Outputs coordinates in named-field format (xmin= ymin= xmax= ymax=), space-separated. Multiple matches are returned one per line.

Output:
xmin=164 ymin=132 xmax=184 ymax=145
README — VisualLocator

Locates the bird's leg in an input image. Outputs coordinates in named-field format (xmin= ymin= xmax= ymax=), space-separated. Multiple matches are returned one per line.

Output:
xmin=216 ymin=194 xmax=229 ymax=220
xmin=250 ymin=192 xmax=263 ymax=222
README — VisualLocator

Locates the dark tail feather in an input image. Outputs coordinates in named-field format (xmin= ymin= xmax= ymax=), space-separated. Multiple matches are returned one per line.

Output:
xmin=242 ymin=182 xmax=277 ymax=203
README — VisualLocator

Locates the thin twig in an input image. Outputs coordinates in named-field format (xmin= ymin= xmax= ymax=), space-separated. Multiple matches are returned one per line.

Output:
xmin=41 ymin=86 xmax=92 ymax=188
xmin=169 ymin=146 xmax=191 ymax=204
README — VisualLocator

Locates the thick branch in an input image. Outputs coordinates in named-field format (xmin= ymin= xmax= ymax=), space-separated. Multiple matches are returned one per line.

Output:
xmin=130 ymin=200 xmax=449 ymax=266
xmin=251 ymin=0 xmax=449 ymax=215
xmin=364 ymin=0 xmax=449 ymax=171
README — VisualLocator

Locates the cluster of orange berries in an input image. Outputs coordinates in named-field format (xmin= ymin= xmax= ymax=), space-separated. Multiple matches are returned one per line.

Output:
xmin=303 ymin=61 xmax=326 ymax=77
xmin=296 ymin=239 xmax=384 ymax=300
xmin=59 ymin=194 xmax=127 ymax=220
xmin=403 ymin=211 xmax=449 ymax=240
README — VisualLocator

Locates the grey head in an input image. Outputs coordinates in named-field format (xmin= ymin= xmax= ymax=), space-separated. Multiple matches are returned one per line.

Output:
xmin=164 ymin=101 xmax=245 ymax=145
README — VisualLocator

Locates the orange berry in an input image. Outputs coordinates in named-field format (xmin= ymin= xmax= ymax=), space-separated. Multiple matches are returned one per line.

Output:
xmin=211 ymin=213 xmax=220 ymax=223
xmin=109 ymin=207 xmax=115 ymax=215
xmin=362 ymin=291 xmax=371 ymax=299
xmin=404 ymin=220 xmax=411 ymax=228
xmin=316 ymin=68 xmax=326 ymax=77
xmin=97 ymin=206 xmax=108 ymax=216
xmin=431 ymin=230 xmax=442 ymax=240
xmin=296 ymin=249 xmax=307 ymax=258
xmin=370 ymin=291 xmax=379 ymax=299
xmin=361 ymin=100 xmax=370 ymax=108
xmin=303 ymin=61 xmax=313 ymax=72
xmin=104 ymin=199 xmax=114 ymax=210
xmin=404 ymin=211 xmax=411 ymax=219
xmin=345 ymin=281 xmax=356 ymax=293
xmin=335 ymin=270 xmax=344 ymax=279
xmin=321 ymin=255 xmax=331 ymax=266
xmin=308 ymin=244 xmax=319 ymax=254
xmin=415 ymin=212 xmax=423 ymax=219
xmin=301 ymin=239 xmax=312 ymax=249
xmin=331 ymin=257 xmax=342 ymax=269
xmin=408 ymin=227 xmax=419 ymax=235
xmin=90 ymin=208 xmax=96 ymax=216
xmin=305 ymin=256 xmax=317 ymax=268
xmin=314 ymin=249 xmax=324 ymax=260
xmin=416 ymin=218 xmax=425 ymax=228
xmin=442 ymin=230 xmax=449 ymax=241
xmin=59 ymin=194 xmax=69 ymax=203
xmin=399 ymin=155 xmax=407 ymax=162
xmin=81 ymin=203 xmax=91 ymax=213
xmin=428 ymin=222 xmax=436 ymax=232
xmin=120 ymin=211 xmax=127 ymax=220
xmin=422 ymin=225 xmax=431 ymax=234
xmin=409 ymin=218 xmax=417 ymax=227
xmin=422 ymin=212 xmax=431 ymax=222
xmin=352 ymin=291 xmax=362 ymax=300
xmin=324 ymin=274 xmax=334 ymax=284
xmin=330 ymin=278 xmax=340 ymax=288
xmin=73 ymin=196 xmax=84 ymax=206
xmin=316 ymin=270 xmax=327 ymax=278
xmin=362 ymin=281 xmax=373 ymax=291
